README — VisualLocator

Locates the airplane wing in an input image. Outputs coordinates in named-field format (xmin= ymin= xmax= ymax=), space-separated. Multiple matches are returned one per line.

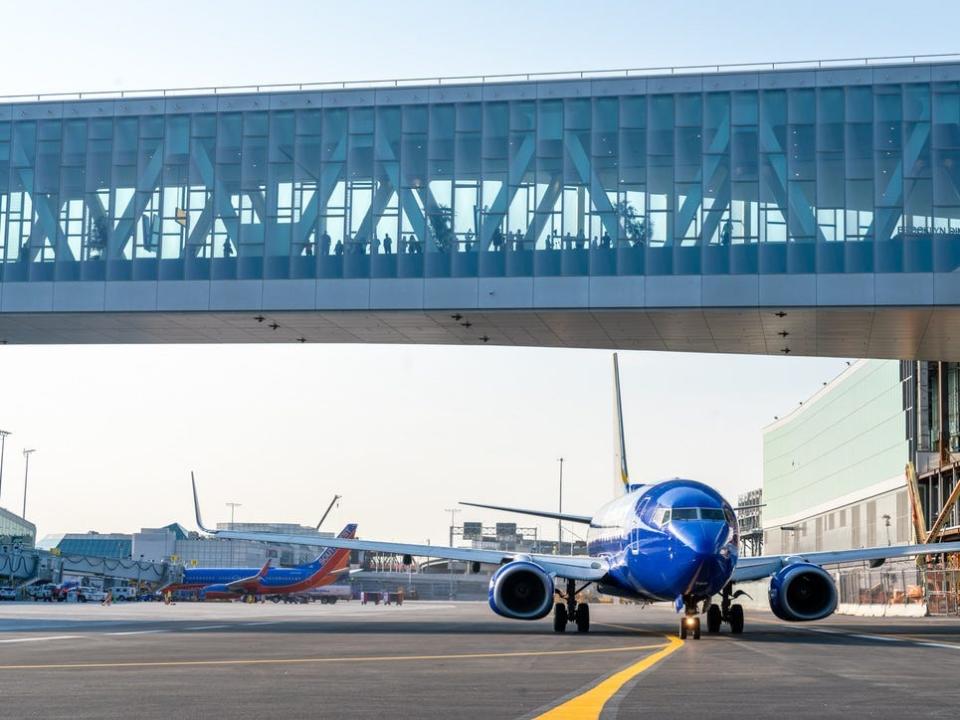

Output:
xmin=191 ymin=473 xmax=606 ymax=581
xmin=224 ymin=561 xmax=271 ymax=593
xmin=731 ymin=540 xmax=960 ymax=583
xmin=458 ymin=501 xmax=592 ymax=525
xmin=214 ymin=530 xmax=609 ymax=582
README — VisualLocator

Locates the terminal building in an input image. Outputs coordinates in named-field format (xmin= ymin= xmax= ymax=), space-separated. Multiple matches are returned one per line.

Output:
xmin=763 ymin=359 xmax=959 ymax=613
xmin=52 ymin=522 xmax=335 ymax=568
xmin=0 ymin=506 xmax=35 ymax=550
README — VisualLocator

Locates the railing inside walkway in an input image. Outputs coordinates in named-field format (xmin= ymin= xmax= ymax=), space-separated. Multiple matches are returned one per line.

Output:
xmin=1 ymin=52 xmax=958 ymax=103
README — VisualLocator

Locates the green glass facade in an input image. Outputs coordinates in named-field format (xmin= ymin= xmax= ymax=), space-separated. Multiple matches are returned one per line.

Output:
xmin=763 ymin=359 xmax=908 ymax=525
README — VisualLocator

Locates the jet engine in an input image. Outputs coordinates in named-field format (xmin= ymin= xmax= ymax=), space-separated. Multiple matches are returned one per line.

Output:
xmin=199 ymin=584 xmax=233 ymax=600
xmin=768 ymin=562 xmax=838 ymax=621
xmin=488 ymin=561 xmax=554 ymax=620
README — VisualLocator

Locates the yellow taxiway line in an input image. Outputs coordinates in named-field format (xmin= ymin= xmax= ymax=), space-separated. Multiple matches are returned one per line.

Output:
xmin=535 ymin=634 xmax=684 ymax=720
xmin=0 ymin=641 xmax=670 ymax=672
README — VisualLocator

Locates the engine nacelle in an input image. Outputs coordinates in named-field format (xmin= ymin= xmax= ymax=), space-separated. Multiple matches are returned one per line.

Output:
xmin=768 ymin=562 xmax=838 ymax=622
xmin=488 ymin=561 xmax=554 ymax=620
xmin=199 ymin=584 xmax=234 ymax=600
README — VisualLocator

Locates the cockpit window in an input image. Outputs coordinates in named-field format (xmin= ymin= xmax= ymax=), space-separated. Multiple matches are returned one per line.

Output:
xmin=724 ymin=508 xmax=737 ymax=525
xmin=667 ymin=507 xmax=731 ymax=522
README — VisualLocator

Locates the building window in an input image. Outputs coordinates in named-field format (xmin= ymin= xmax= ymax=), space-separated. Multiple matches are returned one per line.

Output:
xmin=866 ymin=500 xmax=877 ymax=547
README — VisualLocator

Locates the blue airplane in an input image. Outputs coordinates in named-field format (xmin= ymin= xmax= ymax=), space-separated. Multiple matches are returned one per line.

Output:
xmin=164 ymin=522 xmax=357 ymax=600
xmin=195 ymin=355 xmax=960 ymax=638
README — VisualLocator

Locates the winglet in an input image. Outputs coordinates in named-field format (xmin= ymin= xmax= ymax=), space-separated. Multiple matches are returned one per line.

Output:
xmin=613 ymin=353 xmax=630 ymax=496
xmin=192 ymin=472 xmax=214 ymax=534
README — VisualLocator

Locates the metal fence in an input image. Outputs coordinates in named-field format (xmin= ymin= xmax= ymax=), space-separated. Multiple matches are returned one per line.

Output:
xmin=925 ymin=569 xmax=960 ymax=616
xmin=837 ymin=566 xmax=926 ymax=607
xmin=836 ymin=563 xmax=960 ymax=616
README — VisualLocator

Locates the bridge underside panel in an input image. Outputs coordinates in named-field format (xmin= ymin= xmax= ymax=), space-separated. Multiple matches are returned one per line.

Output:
xmin=0 ymin=307 xmax=954 ymax=360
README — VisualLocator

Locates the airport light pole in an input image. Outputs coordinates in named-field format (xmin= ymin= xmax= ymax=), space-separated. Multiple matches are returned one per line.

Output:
xmin=225 ymin=502 xmax=242 ymax=529
xmin=0 ymin=429 xmax=10 ymax=504
xmin=22 ymin=448 xmax=35 ymax=519
xmin=444 ymin=508 xmax=461 ymax=549
xmin=443 ymin=508 xmax=461 ymax=600
xmin=557 ymin=457 xmax=564 ymax=555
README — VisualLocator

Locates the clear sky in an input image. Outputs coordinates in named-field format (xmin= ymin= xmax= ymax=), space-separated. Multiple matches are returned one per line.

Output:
xmin=0 ymin=0 xmax=953 ymax=545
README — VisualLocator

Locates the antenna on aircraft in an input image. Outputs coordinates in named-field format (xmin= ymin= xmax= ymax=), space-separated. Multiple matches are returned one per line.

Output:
xmin=316 ymin=494 xmax=342 ymax=530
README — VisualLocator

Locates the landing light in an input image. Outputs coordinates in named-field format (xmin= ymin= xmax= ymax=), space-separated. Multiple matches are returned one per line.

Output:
xmin=684 ymin=617 xmax=696 ymax=626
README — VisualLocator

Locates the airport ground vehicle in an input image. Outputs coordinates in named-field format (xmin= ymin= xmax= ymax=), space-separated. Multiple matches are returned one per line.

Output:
xmin=203 ymin=355 xmax=960 ymax=639
xmin=110 ymin=587 xmax=138 ymax=601
xmin=64 ymin=587 xmax=106 ymax=603
xmin=0 ymin=587 xmax=16 ymax=601
xmin=307 ymin=585 xmax=352 ymax=604
xmin=29 ymin=584 xmax=56 ymax=601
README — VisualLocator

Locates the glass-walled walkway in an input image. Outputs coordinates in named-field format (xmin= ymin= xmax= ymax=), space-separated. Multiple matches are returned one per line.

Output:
xmin=1 ymin=60 xmax=959 ymax=285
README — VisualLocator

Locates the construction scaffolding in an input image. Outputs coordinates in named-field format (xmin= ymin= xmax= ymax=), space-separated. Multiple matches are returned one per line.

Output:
xmin=737 ymin=489 xmax=763 ymax=557
xmin=904 ymin=460 xmax=960 ymax=616
xmin=924 ymin=554 xmax=960 ymax=616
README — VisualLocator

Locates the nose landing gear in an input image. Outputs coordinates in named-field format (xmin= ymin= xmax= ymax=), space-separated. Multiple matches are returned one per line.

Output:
xmin=679 ymin=614 xmax=700 ymax=640
xmin=553 ymin=578 xmax=591 ymax=633
xmin=679 ymin=595 xmax=701 ymax=640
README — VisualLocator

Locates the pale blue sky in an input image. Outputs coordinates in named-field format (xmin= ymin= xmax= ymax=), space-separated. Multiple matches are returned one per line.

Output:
xmin=0 ymin=1 xmax=951 ymax=544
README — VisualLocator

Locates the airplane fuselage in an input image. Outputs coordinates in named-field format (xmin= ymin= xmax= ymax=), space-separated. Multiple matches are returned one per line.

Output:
xmin=168 ymin=552 xmax=349 ymax=598
xmin=586 ymin=478 xmax=739 ymax=604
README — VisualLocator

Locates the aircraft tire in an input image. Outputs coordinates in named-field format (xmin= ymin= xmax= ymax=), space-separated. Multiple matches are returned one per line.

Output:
xmin=575 ymin=603 xmax=590 ymax=633
xmin=553 ymin=603 xmax=568 ymax=633
xmin=679 ymin=619 xmax=687 ymax=640
xmin=729 ymin=604 xmax=744 ymax=634
xmin=692 ymin=616 xmax=701 ymax=640
xmin=707 ymin=604 xmax=722 ymax=633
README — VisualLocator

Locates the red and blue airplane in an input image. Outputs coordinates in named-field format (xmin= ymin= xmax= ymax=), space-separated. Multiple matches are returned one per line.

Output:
xmin=163 ymin=523 xmax=357 ymax=601
xmin=195 ymin=355 xmax=960 ymax=638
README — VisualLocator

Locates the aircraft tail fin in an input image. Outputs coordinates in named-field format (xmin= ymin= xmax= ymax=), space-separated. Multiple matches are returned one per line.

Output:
xmin=308 ymin=523 xmax=358 ymax=568
xmin=612 ymin=353 xmax=630 ymax=496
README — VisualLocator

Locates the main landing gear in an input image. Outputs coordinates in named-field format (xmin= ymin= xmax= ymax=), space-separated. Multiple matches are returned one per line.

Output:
xmin=702 ymin=584 xmax=745 ymax=636
xmin=553 ymin=578 xmax=590 ymax=633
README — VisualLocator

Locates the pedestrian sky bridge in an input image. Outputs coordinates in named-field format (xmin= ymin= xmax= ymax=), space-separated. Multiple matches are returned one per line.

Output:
xmin=0 ymin=548 xmax=178 ymax=586
xmin=1 ymin=56 xmax=960 ymax=357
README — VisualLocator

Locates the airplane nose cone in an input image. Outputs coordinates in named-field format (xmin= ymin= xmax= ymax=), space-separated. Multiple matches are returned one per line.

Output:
xmin=673 ymin=522 xmax=728 ymax=558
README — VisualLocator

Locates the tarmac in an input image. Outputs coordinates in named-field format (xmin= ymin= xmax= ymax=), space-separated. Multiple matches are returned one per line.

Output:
xmin=0 ymin=600 xmax=957 ymax=719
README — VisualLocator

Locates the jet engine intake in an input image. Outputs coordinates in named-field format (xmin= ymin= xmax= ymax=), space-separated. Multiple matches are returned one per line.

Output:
xmin=768 ymin=562 xmax=838 ymax=621
xmin=488 ymin=561 xmax=554 ymax=620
